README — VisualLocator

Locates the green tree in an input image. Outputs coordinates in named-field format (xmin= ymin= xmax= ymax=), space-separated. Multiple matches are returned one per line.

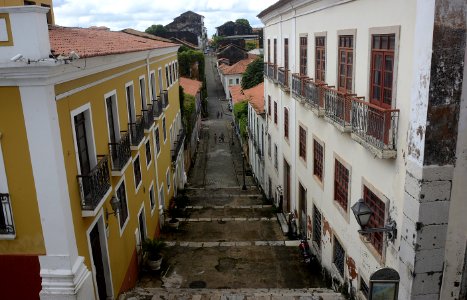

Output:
xmin=145 ymin=24 xmax=167 ymax=36
xmin=211 ymin=34 xmax=224 ymax=49
xmin=245 ymin=41 xmax=257 ymax=51
xmin=241 ymin=57 xmax=264 ymax=90
xmin=235 ymin=18 xmax=250 ymax=27
xmin=234 ymin=101 xmax=248 ymax=139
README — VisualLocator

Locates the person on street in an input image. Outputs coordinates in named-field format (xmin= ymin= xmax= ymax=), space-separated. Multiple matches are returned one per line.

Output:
xmin=214 ymin=133 xmax=217 ymax=144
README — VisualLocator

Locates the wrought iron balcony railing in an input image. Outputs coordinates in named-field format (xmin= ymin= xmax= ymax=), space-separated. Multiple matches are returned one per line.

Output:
xmin=292 ymin=73 xmax=304 ymax=97
xmin=303 ymin=79 xmax=326 ymax=112
xmin=77 ymin=155 xmax=111 ymax=211
xmin=171 ymin=128 xmax=186 ymax=163
xmin=129 ymin=115 xmax=144 ymax=147
xmin=161 ymin=90 xmax=169 ymax=109
xmin=142 ymin=104 xmax=154 ymax=130
xmin=152 ymin=98 xmax=163 ymax=118
xmin=324 ymin=87 xmax=352 ymax=131
xmin=278 ymin=67 xmax=289 ymax=89
xmin=0 ymin=193 xmax=15 ymax=235
xmin=351 ymin=98 xmax=399 ymax=155
xmin=267 ymin=63 xmax=276 ymax=81
xmin=109 ymin=131 xmax=131 ymax=171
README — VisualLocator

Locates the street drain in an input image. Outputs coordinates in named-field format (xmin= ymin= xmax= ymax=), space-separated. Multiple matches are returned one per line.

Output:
xmin=189 ymin=280 xmax=207 ymax=288
xmin=215 ymin=257 xmax=237 ymax=272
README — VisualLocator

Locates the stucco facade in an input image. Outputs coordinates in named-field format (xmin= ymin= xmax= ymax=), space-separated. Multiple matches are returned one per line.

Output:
xmin=0 ymin=5 xmax=184 ymax=300
xmin=259 ymin=0 xmax=466 ymax=299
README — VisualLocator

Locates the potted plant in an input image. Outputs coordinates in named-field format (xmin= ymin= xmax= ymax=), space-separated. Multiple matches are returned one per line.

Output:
xmin=142 ymin=238 xmax=166 ymax=270
xmin=166 ymin=197 xmax=182 ymax=230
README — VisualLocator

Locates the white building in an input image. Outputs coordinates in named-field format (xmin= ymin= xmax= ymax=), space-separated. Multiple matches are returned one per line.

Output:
xmin=259 ymin=0 xmax=466 ymax=299
xmin=218 ymin=58 xmax=254 ymax=100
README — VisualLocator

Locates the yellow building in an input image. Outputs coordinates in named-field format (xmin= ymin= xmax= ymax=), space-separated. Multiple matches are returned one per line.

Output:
xmin=0 ymin=4 xmax=184 ymax=300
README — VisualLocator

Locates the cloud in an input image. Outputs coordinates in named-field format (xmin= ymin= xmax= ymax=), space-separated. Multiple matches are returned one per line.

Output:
xmin=53 ymin=0 xmax=276 ymax=37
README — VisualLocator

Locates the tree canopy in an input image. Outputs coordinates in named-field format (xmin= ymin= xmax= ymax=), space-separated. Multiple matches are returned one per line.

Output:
xmin=241 ymin=57 xmax=264 ymax=90
xmin=145 ymin=24 xmax=167 ymax=36
xmin=234 ymin=101 xmax=249 ymax=139
xmin=235 ymin=19 xmax=250 ymax=27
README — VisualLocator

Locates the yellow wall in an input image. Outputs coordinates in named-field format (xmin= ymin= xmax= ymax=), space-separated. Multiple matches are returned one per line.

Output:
xmin=55 ymin=52 xmax=180 ymax=297
xmin=0 ymin=87 xmax=45 ymax=255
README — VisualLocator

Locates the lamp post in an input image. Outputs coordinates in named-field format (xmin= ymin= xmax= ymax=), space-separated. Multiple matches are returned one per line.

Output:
xmin=241 ymin=152 xmax=247 ymax=190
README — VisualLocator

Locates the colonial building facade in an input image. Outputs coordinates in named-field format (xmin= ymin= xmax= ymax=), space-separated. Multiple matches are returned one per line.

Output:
xmin=259 ymin=0 xmax=466 ymax=299
xmin=0 ymin=3 xmax=184 ymax=300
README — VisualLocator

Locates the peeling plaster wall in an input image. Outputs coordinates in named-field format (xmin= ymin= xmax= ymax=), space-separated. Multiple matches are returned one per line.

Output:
xmin=440 ymin=30 xmax=467 ymax=300
xmin=402 ymin=0 xmax=466 ymax=299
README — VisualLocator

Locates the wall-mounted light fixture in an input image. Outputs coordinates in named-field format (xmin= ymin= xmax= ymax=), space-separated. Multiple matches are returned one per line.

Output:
xmin=351 ymin=199 xmax=397 ymax=242
xmin=105 ymin=196 xmax=121 ymax=220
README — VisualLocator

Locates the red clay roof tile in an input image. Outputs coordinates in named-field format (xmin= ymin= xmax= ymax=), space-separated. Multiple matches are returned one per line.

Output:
xmin=180 ymin=77 xmax=202 ymax=96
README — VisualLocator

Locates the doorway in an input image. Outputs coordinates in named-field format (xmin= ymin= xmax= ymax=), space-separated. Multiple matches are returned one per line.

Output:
xmin=283 ymin=159 xmax=291 ymax=213
xmin=298 ymin=182 xmax=307 ymax=237
xmin=88 ymin=217 xmax=112 ymax=300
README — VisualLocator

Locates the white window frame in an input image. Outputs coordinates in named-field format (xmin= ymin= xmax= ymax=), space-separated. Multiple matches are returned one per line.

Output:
xmin=0 ymin=137 xmax=15 ymax=240
xmin=116 ymin=177 xmax=130 ymax=236
xmin=145 ymin=137 xmax=152 ymax=170
xmin=154 ymin=125 xmax=161 ymax=157
xmin=166 ymin=168 xmax=171 ymax=192
xmin=70 ymin=103 xmax=98 ymax=175
xmin=149 ymin=181 xmax=156 ymax=216
xmin=104 ymin=90 xmax=121 ymax=143
xmin=162 ymin=117 xmax=167 ymax=143
xmin=149 ymin=70 xmax=157 ymax=100
xmin=133 ymin=153 xmax=142 ymax=194
xmin=158 ymin=68 xmax=163 ymax=94
xmin=125 ymin=81 xmax=136 ymax=124
xmin=139 ymin=75 xmax=148 ymax=109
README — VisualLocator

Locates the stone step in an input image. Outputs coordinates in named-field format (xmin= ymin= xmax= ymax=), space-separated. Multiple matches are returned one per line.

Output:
xmin=122 ymin=288 xmax=345 ymax=300
xmin=182 ymin=206 xmax=275 ymax=220
xmin=164 ymin=240 xmax=301 ymax=247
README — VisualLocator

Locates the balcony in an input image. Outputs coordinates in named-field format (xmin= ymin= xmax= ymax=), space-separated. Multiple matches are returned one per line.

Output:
xmin=351 ymin=99 xmax=399 ymax=159
xmin=263 ymin=62 xmax=268 ymax=77
xmin=152 ymin=98 xmax=163 ymax=119
xmin=324 ymin=87 xmax=352 ymax=132
xmin=171 ymin=128 xmax=186 ymax=163
xmin=303 ymin=79 xmax=326 ymax=116
xmin=277 ymin=67 xmax=289 ymax=91
xmin=76 ymin=155 xmax=111 ymax=216
xmin=161 ymin=90 xmax=169 ymax=109
xmin=0 ymin=193 xmax=15 ymax=236
xmin=129 ymin=115 xmax=144 ymax=148
xmin=109 ymin=131 xmax=131 ymax=175
xmin=292 ymin=73 xmax=304 ymax=99
xmin=142 ymin=104 xmax=154 ymax=132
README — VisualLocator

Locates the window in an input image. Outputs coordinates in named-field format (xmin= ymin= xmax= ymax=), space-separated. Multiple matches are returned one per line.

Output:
xmin=370 ymin=34 xmax=395 ymax=108
xmin=268 ymin=96 xmax=271 ymax=116
xmin=133 ymin=156 xmax=142 ymax=191
xmin=284 ymin=108 xmax=289 ymax=139
xmin=363 ymin=185 xmax=386 ymax=254
xmin=313 ymin=139 xmax=324 ymax=181
xmin=274 ymin=144 xmax=278 ymax=170
xmin=166 ymin=169 xmax=171 ymax=191
xmin=315 ymin=36 xmax=326 ymax=82
xmin=333 ymin=237 xmax=345 ymax=277
xmin=299 ymin=126 xmax=307 ymax=161
xmin=158 ymin=68 xmax=163 ymax=93
xmin=274 ymin=101 xmax=277 ymax=124
xmin=149 ymin=184 xmax=155 ymax=211
xmin=284 ymin=38 xmax=289 ymax=70
xmin=74 ymin=112 xmax=92 ymax=175
xmin=145 ymin=140 xmax=152 ymax=166
xmin=299 ymin=36 xmax=307 ymax=75
xmin=24 ymin=1 xmax=35 ymax=5
xmin=150 ymin=72 xmax=156 ymax=100
xmin=155 ymin=127 xmax=161 ymax=154
xmin=312 ymin=205 xmax=322 ymax=249
xmin=334 ymin=159 xmax=349 ymax=211
xmin=268 ymin=134 xmax=271 ymax=157
xmin=229 ymin=79 xmax=233 ymax=85
xmin=165 ymin=65 xmax=169 ymax=88
xmin=162 ymin=117 xmax=167 ymax=141
xmin=0 ymin=141 xmax=15 ymax=237
xmin=273 ymin=38 xmax=277 ymax=66
xmin=139 ymin=77 xmax=147 ymax=109
xmin=159 ymin=186 xmax=165 ymax=209
xmin=338 ymin=36 xmax=353 ymax=93
xmin=267 ymin=39 xmax=271 ymax=63
xmin=236 ymin=78 xmax=240 ymax=84
xmin=126 ymin=84 xmax=136 ymax=123
xmin=117 ymin=181 xmax=129 ymax=229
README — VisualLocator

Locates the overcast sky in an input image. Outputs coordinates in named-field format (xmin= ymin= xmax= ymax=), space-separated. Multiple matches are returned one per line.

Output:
xmin=53 ymin=0 xmax=277 ymax=37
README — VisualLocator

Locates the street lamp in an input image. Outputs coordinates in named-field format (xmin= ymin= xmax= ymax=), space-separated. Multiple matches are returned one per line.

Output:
xmin=241 ymin=153 xmax=247 ymax=190
xmin=105 ymin=196 xmax=121 ymax=220
xmin=351 ymin=199 xmax=397 ymax=242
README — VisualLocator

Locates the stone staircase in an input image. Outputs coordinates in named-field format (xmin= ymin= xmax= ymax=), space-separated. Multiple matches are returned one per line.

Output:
xmin=122 ymin=287 xmax=345 ymax=300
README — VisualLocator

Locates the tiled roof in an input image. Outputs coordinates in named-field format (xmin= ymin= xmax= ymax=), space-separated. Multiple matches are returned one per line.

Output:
xmin=257 ymin=0 xmax=292 ymax=18
xmin=49 ymin=26 xmax=177 ymax=58
xmin=221 ymin=58 xmax=255 ymax=75
xmin=121 ymin=28 xmax=173 ymax=42
xmin=170 ymin=38 xmax=199 ymax=49
xmin=180 ymin=77 xmax=202 ymax=96
xmin=229 ymin=82 xmax=264 ymax=114
xmin=229 ymin=85 xmax=244 ymax=105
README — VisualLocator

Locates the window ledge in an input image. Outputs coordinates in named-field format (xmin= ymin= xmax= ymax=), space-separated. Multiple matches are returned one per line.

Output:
xmin=324 ymin=116 xmax=351 ymax=133
xmin=351 ymin=133 xmax=397 ymax=159
xmin=0 ymin=234 xmax=16 ymax=240
xmin=81 ymin=186 xmax=112 ymax=218
xmin=111 ymin=158 xmax=131 ymax=177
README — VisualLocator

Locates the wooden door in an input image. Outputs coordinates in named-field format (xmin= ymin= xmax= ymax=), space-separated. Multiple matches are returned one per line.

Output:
xmin=90 ymin=225 xmax=107 ymax=300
